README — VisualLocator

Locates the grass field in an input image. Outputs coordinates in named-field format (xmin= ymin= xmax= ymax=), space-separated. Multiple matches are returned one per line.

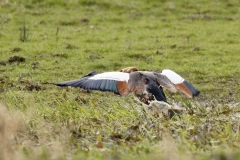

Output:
xmin=0 ymin=0 xmax=240 ymax=159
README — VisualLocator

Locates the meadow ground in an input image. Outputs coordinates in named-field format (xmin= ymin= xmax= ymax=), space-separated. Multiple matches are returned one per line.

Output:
xmin=0 ymin=0 xmax=240 ymax=159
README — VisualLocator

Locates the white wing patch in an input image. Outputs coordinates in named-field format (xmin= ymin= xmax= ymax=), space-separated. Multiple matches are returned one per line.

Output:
xmin=162 ymin=69 xmax=184 ymax=84
xmin=89 ymin=72 xmax=130 ymax=82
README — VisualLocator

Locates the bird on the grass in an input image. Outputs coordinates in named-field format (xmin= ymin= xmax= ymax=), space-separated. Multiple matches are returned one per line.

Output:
xmin=54 ymin=67 xmax=200 ymax=105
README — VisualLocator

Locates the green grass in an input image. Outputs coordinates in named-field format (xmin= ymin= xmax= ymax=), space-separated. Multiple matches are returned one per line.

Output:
xmin=0 ymin=0 xmax=240 ymax=159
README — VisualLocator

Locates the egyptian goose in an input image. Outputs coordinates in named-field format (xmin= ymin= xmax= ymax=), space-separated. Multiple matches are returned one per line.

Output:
xmin=54 ymin=67 xmax=200 ymax=104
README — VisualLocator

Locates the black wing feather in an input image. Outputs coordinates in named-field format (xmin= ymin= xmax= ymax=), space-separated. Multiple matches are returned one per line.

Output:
xmin=55 ymin=76 xmax=119 ymax=94
xmin=55 ymin=78 xmax=86 ymax=87
xmin=183 ymin=80 xmax=200 ymax=97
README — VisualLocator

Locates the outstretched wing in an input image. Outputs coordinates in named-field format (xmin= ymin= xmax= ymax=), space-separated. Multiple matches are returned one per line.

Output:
xmin=153 ymin=72 xmax=179 ymax=93
xmin=159 ymin=69 xmax=200 ymax=98
xmin=55 ymin=71 xmax=131 ymax=95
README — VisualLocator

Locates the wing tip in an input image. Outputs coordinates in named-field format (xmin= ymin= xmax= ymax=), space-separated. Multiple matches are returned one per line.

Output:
xmin=175 ymin=81 xmax=200 ymax=98
xmin=54 ymin=82 xmax=67 ymax=87
xmin=192 ymin=89 xmax=200 ymax=97
xmin=183 ymin=80 xmax=200 ymax=97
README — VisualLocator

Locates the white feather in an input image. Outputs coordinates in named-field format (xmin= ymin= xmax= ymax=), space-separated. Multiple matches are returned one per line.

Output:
xmin=161 ymin=69 xmax=184 ymax=84
xmin=89 ymin=72 xmax=130 ymax=82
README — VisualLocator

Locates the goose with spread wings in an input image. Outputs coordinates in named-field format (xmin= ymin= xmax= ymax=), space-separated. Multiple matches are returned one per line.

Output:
xmin=54 ymin=67 xmax=200 ymax=104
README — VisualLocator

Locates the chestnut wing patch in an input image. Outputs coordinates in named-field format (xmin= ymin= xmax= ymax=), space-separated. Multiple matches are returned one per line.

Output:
xmin=116 ymin=81 xmax=129 ymax=95
xmin=161 ymin=69 xmax=200 ymax=98
xmin=182 ymin=80 xmax=200 ymax=97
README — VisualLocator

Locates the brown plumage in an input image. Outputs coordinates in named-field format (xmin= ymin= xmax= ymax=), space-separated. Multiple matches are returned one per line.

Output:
xmin=55 ymin=67 xmax=200 ymax=104
xmin=120 ymin=66 xmax=200 ymax=101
